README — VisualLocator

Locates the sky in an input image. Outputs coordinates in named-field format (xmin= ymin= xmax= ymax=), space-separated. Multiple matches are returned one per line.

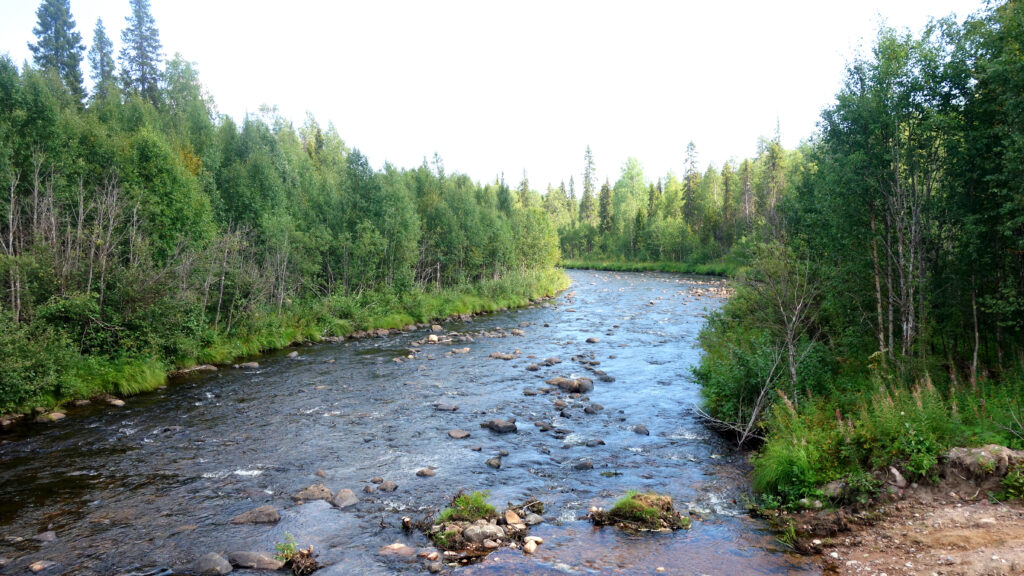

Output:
xmin=2 ymin=0 xmax=989 ymax=190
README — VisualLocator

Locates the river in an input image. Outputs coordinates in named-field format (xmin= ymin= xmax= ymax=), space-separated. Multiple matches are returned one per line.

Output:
xmin=0 ymin=270 xmax=818 ymax=575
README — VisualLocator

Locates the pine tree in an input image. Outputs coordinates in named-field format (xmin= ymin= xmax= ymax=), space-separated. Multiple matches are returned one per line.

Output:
xmin=87 ymin=18 xmax=115 ymax=99
xmin=119 ymin=0 xmax=163 ymax=104
xmin=28 ymin=0 xmax=85 ymax=101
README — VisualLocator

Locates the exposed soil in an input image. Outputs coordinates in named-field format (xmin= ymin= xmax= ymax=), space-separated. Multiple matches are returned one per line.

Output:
xmin=816 ymin=494 xmax=1024 ymax=576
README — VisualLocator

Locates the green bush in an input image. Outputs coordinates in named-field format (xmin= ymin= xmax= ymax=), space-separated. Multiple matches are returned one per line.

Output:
xmin=0 ymin=314 xmax=80 ymax=412
xmin=999 ymin=465 xmax=1024 ymax=501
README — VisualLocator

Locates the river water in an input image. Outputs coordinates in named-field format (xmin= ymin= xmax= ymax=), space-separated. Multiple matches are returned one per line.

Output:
xmin=0 ymin=270 xmax=818 ymax=575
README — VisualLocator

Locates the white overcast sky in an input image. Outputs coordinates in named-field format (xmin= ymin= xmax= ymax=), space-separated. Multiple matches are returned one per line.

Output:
xmin=2 ymin=0 xmax=988 ymax=190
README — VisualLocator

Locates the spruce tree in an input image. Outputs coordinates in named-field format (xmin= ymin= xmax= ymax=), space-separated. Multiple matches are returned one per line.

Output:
xmin=579 ymin=146 xmax=597 ymax=225
xmin=119 ymin=0 xmax=163 ymax=104
xmin=598 ymin=181 xmax=613 ymax=233
xmin=28 ymin=0 xmax=85 ymax=101
xmin=87 ymin=18 xmax=115 ymax=99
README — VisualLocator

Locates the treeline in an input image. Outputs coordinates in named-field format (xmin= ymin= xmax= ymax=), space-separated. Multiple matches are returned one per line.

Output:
xmin=694 ymin=2 xmax=1024 ymax=504
xmin=0 ymin=0 xmax=561 ymax=413
xmin=540 ymin=137 xmax=797 ymax=269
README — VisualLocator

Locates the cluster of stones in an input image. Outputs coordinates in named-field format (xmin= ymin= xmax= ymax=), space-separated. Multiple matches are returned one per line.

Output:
xmin=587 ymin=493 xmax=692 ymax=532
xmin=426 ymin=506 xmax=545 ymax=565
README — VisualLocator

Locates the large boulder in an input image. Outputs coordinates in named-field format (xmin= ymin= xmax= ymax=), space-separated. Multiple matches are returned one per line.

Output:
xmin=946 ymin=444 xmax=1024 ymax=478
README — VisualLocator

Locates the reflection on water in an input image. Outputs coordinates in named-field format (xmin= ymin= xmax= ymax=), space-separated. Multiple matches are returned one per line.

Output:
xmin=0 ymin=270 xmax=817 ymax=575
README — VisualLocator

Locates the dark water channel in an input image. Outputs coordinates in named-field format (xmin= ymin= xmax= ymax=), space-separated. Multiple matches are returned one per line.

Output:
xmin=0 ymin=270 xmax=819 ymax=575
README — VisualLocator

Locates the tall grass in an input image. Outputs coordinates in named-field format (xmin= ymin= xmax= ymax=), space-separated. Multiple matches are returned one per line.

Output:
xmin=751 ymin=372 xmax=1024 ymax=504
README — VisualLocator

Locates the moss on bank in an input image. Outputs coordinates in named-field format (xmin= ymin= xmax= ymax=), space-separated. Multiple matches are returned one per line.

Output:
xmin=1 ymin=268 xmax=569 ymax=415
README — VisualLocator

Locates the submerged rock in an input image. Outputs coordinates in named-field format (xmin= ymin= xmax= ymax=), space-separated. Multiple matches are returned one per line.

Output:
xmin=379 ymin=542 xmax=417 ymax=557
xmin=524 ymin=513 xmax=544 ymax=526
xmin=230 ymin=505 xmax=280 ymax=524
xmin=194 ymin=552 xmax=232 ymax=575
xmin=29 ymin=561 xmax=58 ymax=573
xmin=33 ymin=530 xmax=57 ymax=542
xmin=228 ymin=551 xmax=283 ymax=570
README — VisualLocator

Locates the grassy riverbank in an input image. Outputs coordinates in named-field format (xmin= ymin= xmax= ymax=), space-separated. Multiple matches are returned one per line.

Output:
xmin=0 ymin=268 xmax=568 ymax=415
xmin=560 ymin=258 xmax=741 ymax=277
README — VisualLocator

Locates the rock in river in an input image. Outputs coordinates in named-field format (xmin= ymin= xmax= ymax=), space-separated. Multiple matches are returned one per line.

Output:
xmin=524 ymin=513 xmax=544 ymax=526
xmin=195 ymin=552 xmax=232 ymax=575
xmin=545 ymin=376 xmax=594 ymax=393
xmin=379 ymin=542 xmax=417 ymax=557
xmin=634 ymin=424 xmax=650 ymax=436
xmin=332 ymin=488 xmax=358 ymax=508
xmin=230 ymin=505 xmax=280 ymax=524
xmin=32 ymin=530 xmax=57 ymax=542
xmin=486 ymin=456 xmax=502 ymax=469
xmin=29 ymin=561 xmax=57 ymax=573
xmin=483 ymin=419 xmax=517 ymax=433
xmin=416 ymin=468 xmax=436 ymax=477
xmin=378 ymin=480 xmax=398 ymax=492
xmin=228 ymin=551 xmax=283 ymax=570
xmin=448 ymin=429 xmax=470 ymax=439
xmin=462 ymin=523 xmax=505 ymax=544
xmin=293 ymin=483 xmax=332 ymax=502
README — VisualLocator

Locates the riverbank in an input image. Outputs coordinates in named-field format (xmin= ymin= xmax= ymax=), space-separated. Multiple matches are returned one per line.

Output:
xmin=757 ymin=444 xmax=1024 ymax=575
xmin=0 ymin=268 xmax=569 ymax=419
xmin=817 ymin=496 xmax=1024 ymax=576
xmin=560 ymin=258 xmax=740 ymax=276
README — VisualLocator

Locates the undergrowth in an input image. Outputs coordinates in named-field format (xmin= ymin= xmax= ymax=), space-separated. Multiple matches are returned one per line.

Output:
xmin=1 ymin=267 xmax=568 ymax=415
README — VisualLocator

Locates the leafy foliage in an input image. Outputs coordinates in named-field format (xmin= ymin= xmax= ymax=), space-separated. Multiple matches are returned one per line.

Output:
xmin=0 ymin=9 xmax=564 ymax=413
